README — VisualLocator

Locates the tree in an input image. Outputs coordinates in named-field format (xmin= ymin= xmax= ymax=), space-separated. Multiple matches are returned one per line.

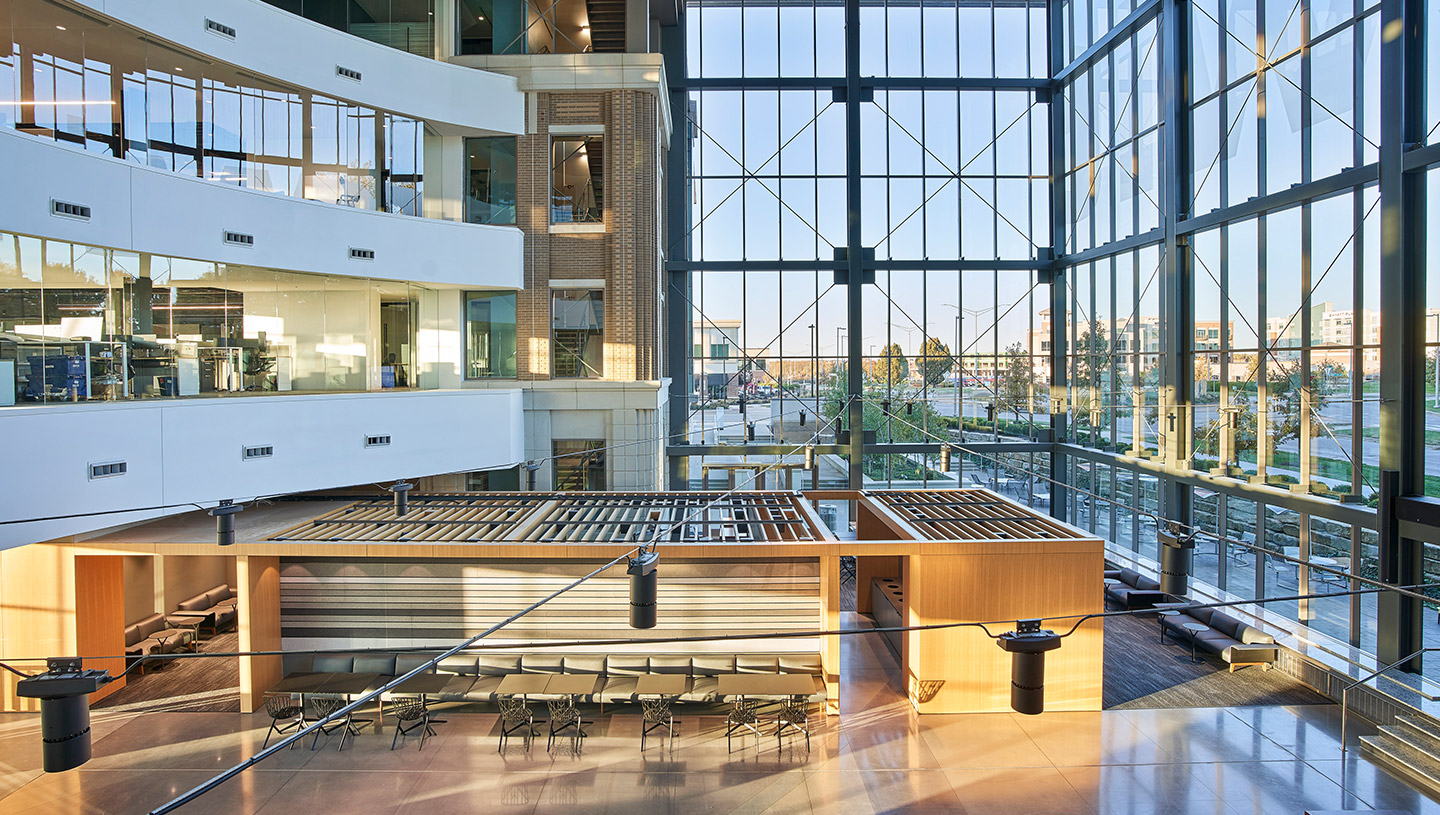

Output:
xmin=917 ymin=337 xmax=955 ymax=387
xmin=995 ymin=342 xmax=1032 ymax=421
xmin=873 ymin=343 xmax=909 ymax=391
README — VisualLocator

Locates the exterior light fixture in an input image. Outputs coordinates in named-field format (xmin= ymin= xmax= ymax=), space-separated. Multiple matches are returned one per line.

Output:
xmin=210 ymin=500 xmax=243 ymax=546
xmin=996 ymin=619 xmax=1061 ymax=715
xmin=747 ymin=422 xmax=756 ymax=441
xmin=627 ymin=550 xmax=659 ymax=629
xmin=390 ymin=480 xmax=414 ymax=517
xmin=799 ymin=410 xmax=807 ymax=426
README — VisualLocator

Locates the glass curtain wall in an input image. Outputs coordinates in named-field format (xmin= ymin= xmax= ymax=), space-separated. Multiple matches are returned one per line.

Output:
xmin=679 ymin=0 xmax=1052 ymax=493
xmin=0 ymin=0 xmax=424 ymax=215
xmin=262 ymin=0 xmax=437 ymax=57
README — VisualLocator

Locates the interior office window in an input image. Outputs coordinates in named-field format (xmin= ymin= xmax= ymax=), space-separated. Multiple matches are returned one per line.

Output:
xmin=553 ymin=440 xmax=606 ymax=491
xmin=458 ymin=0 xmax=595 ymax=55
xmin=465 ymin=137 xmax=518 ymax=225
xmin=552 ymin=289 xmax=604 ymax=378
xmin=464 ymin=291 xmax=517 ymax=378
xmin=551 ymin=136 xmax=603 ymax=223
xmin=467 ymin=466 xmax=520 ymax=490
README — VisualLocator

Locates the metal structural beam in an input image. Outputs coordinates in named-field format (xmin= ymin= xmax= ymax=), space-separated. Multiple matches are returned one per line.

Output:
xmin=1159 ymin=0 xmax=1192 ymax=530
xmin=1376 ymin=0 xmax=1428 ymax=672
xmin=843 ymin=0 xmax=865 ymax=488
xmin=661 ymin=19 xmax=691 ymax=490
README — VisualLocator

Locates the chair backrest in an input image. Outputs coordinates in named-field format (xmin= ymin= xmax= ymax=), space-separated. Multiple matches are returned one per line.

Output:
xmin=498 ymin=695 xmax=532 ymax=724
xmin=546 ymin=698 xmax=579 ymax=727
xmin=134 ymin=614 xmax=165 ymax=639
xmin=176 ymin=594 xmax=210 ymax=613
xmin=438 ymin=656 xmax=481 ymax=676
xmin=265 ymin=694 xmax=298 ymax=718
xmin=562 ymin=655 xmax=606 ymax=675
xmin=478 ymin=655 xmax=522 ymax=676
xmin=648 ymin=656 xmax=693 ymax=676
xmin=692 ymin=655 xmax=736 ymax=676
xmin=779 ymin=654 xmax=822 ymax=674
xmin=390 ymin=696 xmax=426 ymax=721
xmin=310 ymin=694 xmax=346 ymax=718
xmin=605 ymin=655 xmax=649 ymax=676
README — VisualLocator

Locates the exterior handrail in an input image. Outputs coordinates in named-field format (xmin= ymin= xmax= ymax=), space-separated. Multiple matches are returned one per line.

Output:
xmin=1340 ymin=648 xmax=1438 ymax=757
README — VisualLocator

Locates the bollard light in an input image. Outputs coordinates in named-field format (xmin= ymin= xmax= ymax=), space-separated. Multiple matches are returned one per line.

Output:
xmin=996 ymin=620 xmax=1062 ymax=715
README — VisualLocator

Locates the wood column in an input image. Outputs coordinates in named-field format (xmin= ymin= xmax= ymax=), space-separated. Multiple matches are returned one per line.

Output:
xmin=819 ymin=554 xmax=840 ymax=714
xmin=237 ymin=556 xmax=281 ymax=714
xmin=74 ymin=556 xmax=126 ymax=705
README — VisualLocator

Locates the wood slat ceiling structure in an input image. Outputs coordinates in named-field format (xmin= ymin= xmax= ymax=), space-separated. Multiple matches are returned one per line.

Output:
xmin=267 ymin=491 xmax=824 ymax=544
xmin=868 ymin=489 xmax=1089 ymax=541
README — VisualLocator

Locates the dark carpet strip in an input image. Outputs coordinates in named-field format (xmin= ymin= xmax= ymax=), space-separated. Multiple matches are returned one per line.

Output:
xmin=1102 ymin=610 xmax=1329 ymax=709
xmin=94 ymin=631 xmax=241 ymax=713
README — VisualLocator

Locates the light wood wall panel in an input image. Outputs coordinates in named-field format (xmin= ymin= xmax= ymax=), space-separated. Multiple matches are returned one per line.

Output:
xmin=278 ymin=558 xmax=822 ymax=654
xmin=0 ymin=546 xmax=76 ymax=711
xmin=74 ymin=556 xmax=126 ymax=704
xmin=238 ymin=556 xmax=282 ymax=714
xmin=854 ymin=557 xmax=901 ymax=613
xmin=904 ymin=548 xmax=1104 ymax=714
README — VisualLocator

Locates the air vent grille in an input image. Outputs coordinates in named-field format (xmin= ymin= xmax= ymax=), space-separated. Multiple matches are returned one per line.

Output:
xmin=365 ymin=435 xmax=391 ymax=448
xmin=349 ymin=247 xmax=375 ymax=261
xmin=89 ymin=461 xmax=127 ymax=479
xmin=223 ymin=231 xmax=254 ymax=247
xmin=52 ymin=199 xmax=91 ymax=220
xmin=336 ymin=65 xmax=362 ymax=81
xmin=205 ymin=19 xmax=236 ymax=39
xmin=242 ymin=445 xmax=274 ymax=460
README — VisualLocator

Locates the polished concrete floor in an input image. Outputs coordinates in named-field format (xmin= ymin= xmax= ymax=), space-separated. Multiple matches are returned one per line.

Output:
xmin=2 ymin=615 xmax=1438 ymax=814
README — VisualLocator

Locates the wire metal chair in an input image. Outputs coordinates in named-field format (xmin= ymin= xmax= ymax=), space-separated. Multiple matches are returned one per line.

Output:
xmin=777 ymin=697 xmax=811 ymax=751
xmin=640 ymin=697 xmax=676 ymax=750
xmin=390 ymin=696 xmax=435 ymax=750
xmin=262 ymin=693 xmax=306 ymax=749
xmin=546 ymin=697 xmax=590 ymax=752
xmin=726 ymin=698 xmax=762 ymax=751
xmin=308 ymin=694 xmax=355 ymax=751
xmin=497 ymin=695 xmax=537 ymax=752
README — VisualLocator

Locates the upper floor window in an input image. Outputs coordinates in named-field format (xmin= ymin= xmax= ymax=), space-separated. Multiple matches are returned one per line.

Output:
xmin=264 ymin=0 xmax=435 ymax=57
xmin=465 ymin=291 xmax=518 ymax=378
xmin=459 ymin=0 xmax=602 ymax=55
xmin=552 ymin=289 xmax=603 ymax=378
xmin=551 ymin=136 xmax=603 ymax=224
xmin=465 ymin=137 xmax=518 ymax=225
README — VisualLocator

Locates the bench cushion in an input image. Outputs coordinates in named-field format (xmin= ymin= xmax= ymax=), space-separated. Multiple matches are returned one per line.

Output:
xmin=438 ymin=656 xmax=480 ymax=676
xmin=736 ymin=655 xmax=780 ymax=674
xmin=462 ymin=676 xmax=506 ymax=702
xmin=780 ymin=655 xmax=822 ymax=674
xmin=353 ymin=655 xmax=397 ymax=676
xmin=394 ymin=655 xmax=436 ymax=675
xmin=563 ymin=655 xmax=607 ymax=675
xmin=600 ymin=676 xmax=639 ymax=702
xmin=693 ymin=655 xmax=736 ymax=676
xmin=649 ymin=656 xmax=693 ymax=675
xmin=606 ymin=656 xmax=649 ymax=676
xmin=312 ymin=655 xmax=355 ymax=673
xmin=1224 ymin=643 xmax=1279 ymax=664
xmin=680 ymin=676 xmax=721 ymax=702
xmin=520 ymin=654 xmax=564 ymax=674
xmin=478 ymin=655 xmax=522 ymax=675
xmin=434 ymin=676 xmax=476 ymax=701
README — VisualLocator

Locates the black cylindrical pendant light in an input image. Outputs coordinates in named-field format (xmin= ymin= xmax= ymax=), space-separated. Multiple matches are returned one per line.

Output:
xmin=997 ymin=621 xmax=1062 ymax=715
xmin=210 ymin=500 xmax=243 ymax=546
xmin=390 ymin=481 xmax=414 ymax=517
xmin=627 ymin=551 xmax=659 ymax=629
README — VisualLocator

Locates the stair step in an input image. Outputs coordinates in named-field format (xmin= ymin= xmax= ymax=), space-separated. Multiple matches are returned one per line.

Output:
xmin=1360 ymin=733 xmax=1440 ymax=793
xmin=1395 ymin=714 xmax=1440 ymax=746
xmin=1379 ymin=723 xmax=1440 ymax=758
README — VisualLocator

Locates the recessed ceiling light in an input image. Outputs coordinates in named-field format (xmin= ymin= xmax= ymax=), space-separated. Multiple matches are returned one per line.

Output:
xmin=55 ymin=25 xmax=66 ymax=31
xmin=175 ymin=67 xmax=184 ymax=72
xmin=581 ymin=24 xmax=590 ymax=30
xmin=478 ymin=14 xmax=485 ymax=20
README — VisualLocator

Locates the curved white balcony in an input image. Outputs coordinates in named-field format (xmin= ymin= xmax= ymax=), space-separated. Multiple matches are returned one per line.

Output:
xmin=1 ymin=130 xmax=523 ymax=290
xmin=67 ymin=0 xmax=523 ymax=136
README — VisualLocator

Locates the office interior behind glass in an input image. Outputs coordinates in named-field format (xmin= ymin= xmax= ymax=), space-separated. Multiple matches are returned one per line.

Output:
xmin=0 ymin=233 xmax=518 ymax=406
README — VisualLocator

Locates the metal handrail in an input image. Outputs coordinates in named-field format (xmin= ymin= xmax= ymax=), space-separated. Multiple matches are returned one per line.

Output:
xmin=1340 ymin=647 xmax=1439 ymax=756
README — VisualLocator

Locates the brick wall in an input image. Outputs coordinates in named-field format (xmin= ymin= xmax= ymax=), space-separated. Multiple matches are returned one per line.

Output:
xmin=513 ymin=89 xmax=664 ymax=383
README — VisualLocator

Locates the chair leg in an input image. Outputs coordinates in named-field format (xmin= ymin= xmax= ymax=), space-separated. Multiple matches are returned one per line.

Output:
xmin=263 ymin=722 xmax=277 ymax=749
xmin=391 ymin=721 xmax=403 ymax=750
